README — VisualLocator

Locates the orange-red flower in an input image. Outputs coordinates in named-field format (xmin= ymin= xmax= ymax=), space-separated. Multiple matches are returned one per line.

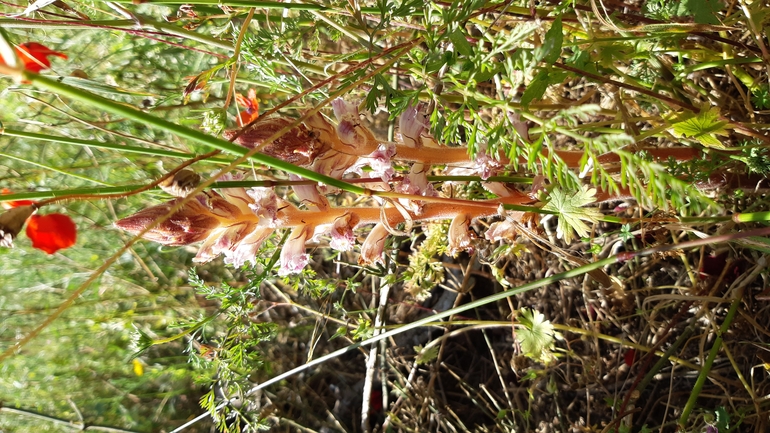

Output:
xmin=25 ymin=213 xmax=77 ymax=254
xmin=9 ymin=42 xmax=67 ymax=73
xmin=235 ymin=89 xmax=259 ymax=126
xmin=1 ymin=188 xmax=35 ymax=209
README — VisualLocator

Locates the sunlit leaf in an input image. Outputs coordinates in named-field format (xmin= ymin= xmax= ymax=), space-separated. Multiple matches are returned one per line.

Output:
xmin=516 ymin=308 xmax=557 ymax=365
xmin=542 ymin=185 xmax=603 ymax=244
xmin=671 ymin=107 xmax=731 ymax=148
xmin=536 ymin=15 xmax=563 ymax=65
xmin=677 ymin=0 xmax=722 ymax=25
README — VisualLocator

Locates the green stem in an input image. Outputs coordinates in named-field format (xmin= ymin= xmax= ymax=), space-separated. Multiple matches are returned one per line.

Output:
xmin=677 ymin=289 xmax=742 ymax=429
xmin=733 ymin=211 xmax=770 ymax=223
xmin=0 ymin=151 xmax=113 ymax=186
xmin=679 ymin=57 xmax=763 ymax=75
xmin=110 ymin=0 xmax=329 ymax=10
xmin=4 ymin=129 xmax=194 ymax=159
xmin=106 ymin=0 xmax=423 ymax=15
xmin=429 ymin=175 xmax=534 ymax=183
xmin=0 ymin=181 xmax=316 ymax=202
xmin=634 ymin=324 xmax=695 ymax=401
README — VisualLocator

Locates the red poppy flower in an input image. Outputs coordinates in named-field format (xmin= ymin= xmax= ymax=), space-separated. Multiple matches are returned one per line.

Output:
xmin=235 ymin=88 xmax=259 ymax=126
xmin=25 ymin=213 xmax=77 ymax=254
xmin=11 ymin=42 xmax=67 ymax=73
xmin=1 ymin=188 xmax=35 ymax=209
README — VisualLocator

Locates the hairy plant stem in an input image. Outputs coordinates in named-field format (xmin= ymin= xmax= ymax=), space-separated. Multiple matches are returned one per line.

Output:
xmin=275 ymin=196 xmax=533 ymax=229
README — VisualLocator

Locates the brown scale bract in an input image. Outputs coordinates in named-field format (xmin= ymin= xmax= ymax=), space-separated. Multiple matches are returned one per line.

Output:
xmin=223 ymin=117 xmax=322 ymax=166
xmin=114 ymin=194 xmax=220 ymax=245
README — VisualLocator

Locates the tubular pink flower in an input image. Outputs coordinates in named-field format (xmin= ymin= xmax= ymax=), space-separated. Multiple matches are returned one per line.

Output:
xmin=395 ymin=163 xmax=437 ymax=214
xmin=289 ymin=174 xmax=329 ymax=211
xmin=399 ymin=106 xmax=427 ymax=148
xmin=347 ymin=143 xmax=396 ymax=182
xmin=332 ymin=98 xmax=360 ymax=146
xmin=447 ymin=213 xmax=473 ymax=256
xmin=279 ymin=225 xmax=313 ymax=276
xmin=247 ymin=188 xmax=279 ymax=226
xmin=224 ymin=226 xmax=274 ymax=268
xmin=217 ymin=172 xmax=255 ymax=215
xmin=359 ymin=223 xmax=389 ymax=266
xmin=330 ymin=98 xmax=380 ymax=150
xmin=332 ymin=98 xmax=359 ymax=122
xmin=474 ymin=149 xmax=503 ymax=180
xmin=329 ymin=212 xmax=360 ymax=252
xmin=193 ymin=221 xmax=257 ymax=263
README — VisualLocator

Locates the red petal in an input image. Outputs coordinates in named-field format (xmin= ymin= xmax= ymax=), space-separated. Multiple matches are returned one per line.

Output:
xmin=1 ymin=188 xmax=35 ymax=209
xmin=15 ymin=42 xmax=67 ymax=73
xmin=235 ymin=89 xmax=259 ymax=126
xmin=237 ymin=110 xmax=260 ymax=127
xmin=26 ymin=213 xmax=77 ymax=254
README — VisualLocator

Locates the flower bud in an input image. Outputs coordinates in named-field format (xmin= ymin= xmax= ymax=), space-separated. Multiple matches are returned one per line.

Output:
xmin=223 ymin=117 xmax=320 ymax=166
xmin=114 ymin=195 xmax=219 ymax=245
xmin=0 ymin=205 xmax=35 ymax=248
